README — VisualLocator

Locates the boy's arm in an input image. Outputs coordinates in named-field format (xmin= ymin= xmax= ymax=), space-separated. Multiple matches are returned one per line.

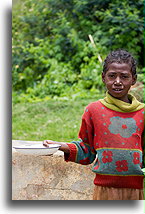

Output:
xmin=64 ymin=106 xmax=96 ymax=165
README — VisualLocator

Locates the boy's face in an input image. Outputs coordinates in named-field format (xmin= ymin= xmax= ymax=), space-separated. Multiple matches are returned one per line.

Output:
xmin=102 ymin=62 xmax=137 ymax=103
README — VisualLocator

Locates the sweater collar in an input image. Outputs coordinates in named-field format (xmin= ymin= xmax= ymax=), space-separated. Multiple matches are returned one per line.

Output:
xmin=99 ymin=91 xmax=144 ymax=112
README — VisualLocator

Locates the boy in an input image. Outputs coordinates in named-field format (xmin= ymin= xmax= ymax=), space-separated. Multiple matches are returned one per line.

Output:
xmin=43 ymin=49 xmax=144 ymax=200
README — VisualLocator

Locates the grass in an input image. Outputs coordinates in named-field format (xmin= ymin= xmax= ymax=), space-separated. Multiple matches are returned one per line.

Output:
xmin=12 ymin=97 xmax=102 ymax=142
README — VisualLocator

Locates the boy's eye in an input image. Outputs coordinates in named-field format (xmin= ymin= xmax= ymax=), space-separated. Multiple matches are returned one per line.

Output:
xmin=122 ymin=76 xmax=129 ymax=79
xmin=108 ymin=74 xmax=115 ymax=78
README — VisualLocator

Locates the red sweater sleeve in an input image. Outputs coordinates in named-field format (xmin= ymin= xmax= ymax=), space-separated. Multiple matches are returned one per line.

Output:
xmin=64 ymin=143 xmax=77 ymax=162
xmin=64 ymin=105 xmax=96 ymax=164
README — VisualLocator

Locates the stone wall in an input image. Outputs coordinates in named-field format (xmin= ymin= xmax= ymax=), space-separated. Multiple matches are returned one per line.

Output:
xmin=12 ymin=146 xmax=95 ymax=200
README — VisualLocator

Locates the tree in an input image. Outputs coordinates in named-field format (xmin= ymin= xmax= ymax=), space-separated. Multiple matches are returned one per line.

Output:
xmin=12 ymin=0 xmax=144 ymax=99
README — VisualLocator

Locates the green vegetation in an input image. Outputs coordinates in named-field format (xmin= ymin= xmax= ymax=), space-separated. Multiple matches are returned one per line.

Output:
xmin=12 ymin=96 xmax=103 ymax=141
xmin=12 ymin=0 xmax=144 ymax=138
xmin=12 ymin=0 xmax=144 ymax=103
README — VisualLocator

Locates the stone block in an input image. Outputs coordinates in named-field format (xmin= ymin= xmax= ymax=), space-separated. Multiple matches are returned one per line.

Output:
xmin=12 ymin=148 xmax=95 ymax=200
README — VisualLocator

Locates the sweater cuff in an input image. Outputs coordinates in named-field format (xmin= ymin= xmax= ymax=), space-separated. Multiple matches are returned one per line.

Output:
xmin=64 ymin=143 xmax=77 ymax=162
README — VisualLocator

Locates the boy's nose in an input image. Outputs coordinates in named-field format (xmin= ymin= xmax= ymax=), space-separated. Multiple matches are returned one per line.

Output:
xmin=114 ymin=77 xmax=122 ymax=85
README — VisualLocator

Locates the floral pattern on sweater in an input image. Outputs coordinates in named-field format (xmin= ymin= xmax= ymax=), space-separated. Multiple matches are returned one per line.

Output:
xmin=108 ymin=116 xmax=137 ymax=138
xmin=65 ymin=100 xmax=144 ymax=189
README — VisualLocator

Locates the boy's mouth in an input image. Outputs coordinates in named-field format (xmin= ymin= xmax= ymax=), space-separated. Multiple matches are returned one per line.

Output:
xmin=112 ymin=88 xmax=123 ymax=92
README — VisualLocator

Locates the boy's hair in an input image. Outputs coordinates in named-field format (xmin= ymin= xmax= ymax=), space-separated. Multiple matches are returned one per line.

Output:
xmin=103 ymin=49 xmax=137 ymax=76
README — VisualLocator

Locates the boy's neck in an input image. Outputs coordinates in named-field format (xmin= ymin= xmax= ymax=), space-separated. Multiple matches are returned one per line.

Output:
xmin=108 ymin=92 xmax=131 ymax=104
xmin=121 ymin=95 xmax=131 ymax=104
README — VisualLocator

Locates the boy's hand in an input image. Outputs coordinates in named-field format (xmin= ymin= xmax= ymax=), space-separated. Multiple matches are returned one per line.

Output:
xmin=43 ymin=140 xmax=60 ymax=147
xmin=43 ymin=140 xmax=70 ymax=154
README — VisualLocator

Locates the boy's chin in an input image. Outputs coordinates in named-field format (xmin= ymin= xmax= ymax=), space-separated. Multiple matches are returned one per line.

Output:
xmin=108 ymin=91 xmax=126 ymax=99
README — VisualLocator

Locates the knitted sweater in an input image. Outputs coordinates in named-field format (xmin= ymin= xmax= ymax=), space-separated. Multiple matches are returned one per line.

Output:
xmin=65 ymin=93 xmax=144 ymax=189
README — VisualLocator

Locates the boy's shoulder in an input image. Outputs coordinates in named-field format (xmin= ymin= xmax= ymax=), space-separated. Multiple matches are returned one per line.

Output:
xmin=85 ymin=100 xmax=103 ymax=111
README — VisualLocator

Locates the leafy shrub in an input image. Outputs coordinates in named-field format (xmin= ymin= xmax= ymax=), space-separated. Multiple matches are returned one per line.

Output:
xmin=12 ymin=0 xmax=144 ymax=102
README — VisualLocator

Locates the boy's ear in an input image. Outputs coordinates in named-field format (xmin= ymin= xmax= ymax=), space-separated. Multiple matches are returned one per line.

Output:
xmin=132 ymin=74 xmax=137 ymax=86
xmin=102 ymin=72 xmax=106 ymax=83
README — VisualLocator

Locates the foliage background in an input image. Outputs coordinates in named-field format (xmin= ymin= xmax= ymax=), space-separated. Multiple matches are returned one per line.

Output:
xmin=12 ymin=0 xmax=144 ymax=103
